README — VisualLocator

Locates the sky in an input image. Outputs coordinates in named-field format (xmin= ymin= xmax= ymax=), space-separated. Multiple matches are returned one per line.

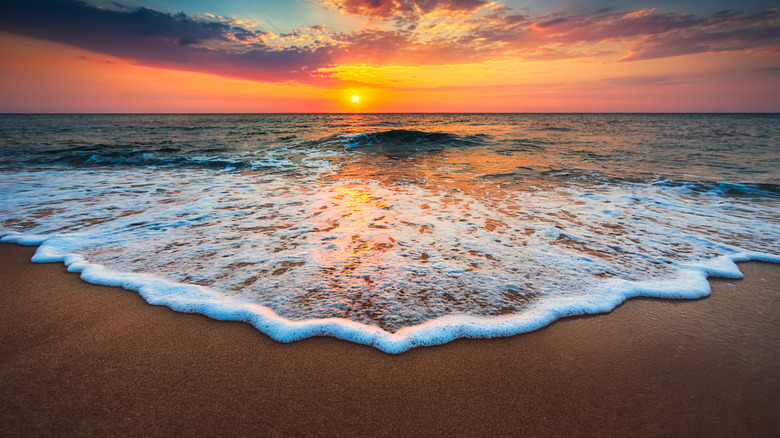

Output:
xmin=0 ymin=0 xmax=779 ymax=112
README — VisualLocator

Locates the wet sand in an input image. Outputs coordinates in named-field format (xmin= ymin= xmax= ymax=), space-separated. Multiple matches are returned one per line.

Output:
xmin=1 ymin=242 xmax=778 ymax=436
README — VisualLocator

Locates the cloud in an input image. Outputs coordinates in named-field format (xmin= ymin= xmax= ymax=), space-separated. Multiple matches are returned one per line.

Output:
xmin=536 ymin=17 xmax=567 ymax=28
xmin=0 ymin=0 xmax=778 ymax=88
xmin=618 ymin=12 xmax=780 ymax=61
xmin=436 ymin=6 xmax=780 ymax=63
xmin=0 ymin=0 xmax=334 ymax=82
xmin=327 ymin=0 xmax=489 ymax=19
xmin=2 ymin=0 xmax=237 ymax=45
xmin=600 ymin=75 xmax=682 ymax=87
xmin=326 ymin=4 xmax=780 ymax=67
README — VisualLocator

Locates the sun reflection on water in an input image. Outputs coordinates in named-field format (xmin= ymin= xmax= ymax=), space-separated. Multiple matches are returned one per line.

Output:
xmin=298 ymin=184 xmax=404 ymax=321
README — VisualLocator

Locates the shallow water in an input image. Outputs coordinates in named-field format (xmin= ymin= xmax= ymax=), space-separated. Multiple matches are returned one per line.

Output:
xmin=1 ymin=114 xmax=778 ymax=351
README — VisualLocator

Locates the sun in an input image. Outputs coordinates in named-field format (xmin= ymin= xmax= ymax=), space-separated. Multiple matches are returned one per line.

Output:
xmin=351 ymin=95 xmax=360 ymax=103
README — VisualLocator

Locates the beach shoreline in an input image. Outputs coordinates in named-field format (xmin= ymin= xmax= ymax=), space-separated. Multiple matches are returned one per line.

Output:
xmin=1 ymin=241 xmax=779 ymax=436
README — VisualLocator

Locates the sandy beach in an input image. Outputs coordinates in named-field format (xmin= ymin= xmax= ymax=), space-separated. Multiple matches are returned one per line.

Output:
xmin=1 ymin=241 xmax=778 ymax=436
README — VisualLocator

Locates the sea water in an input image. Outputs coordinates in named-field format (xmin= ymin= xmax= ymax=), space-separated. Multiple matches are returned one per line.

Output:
xmin=1 ymin=113 xmax=778 ymax=352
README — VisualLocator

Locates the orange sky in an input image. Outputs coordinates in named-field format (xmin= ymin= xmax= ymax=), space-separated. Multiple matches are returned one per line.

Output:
xmin=0 ymin=1 xmax=778 ymax=112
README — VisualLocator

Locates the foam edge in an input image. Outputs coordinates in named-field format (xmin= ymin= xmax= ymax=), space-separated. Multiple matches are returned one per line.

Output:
xmin=2 ymin=234 xmax=778 ymax=354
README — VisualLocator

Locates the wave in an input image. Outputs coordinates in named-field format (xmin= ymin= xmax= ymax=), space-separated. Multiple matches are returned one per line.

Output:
xmin=536 ymin=125 xmax=574 ymax=132
xmin=1 ymin=129 xmax=489 ymax=170
xmin=652 ymin=179 xmax=780 ymax=197
xmin=0 ymin=144 xmax=302 ymax=172
xmin=339 ymin=129 xmax=488 ymax=155
xmin=54 ymin=151 xmax=255 ymax=171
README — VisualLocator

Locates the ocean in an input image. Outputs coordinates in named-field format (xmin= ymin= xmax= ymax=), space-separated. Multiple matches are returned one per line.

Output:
xmin=1 ymin=113 xmax=778 ymax=353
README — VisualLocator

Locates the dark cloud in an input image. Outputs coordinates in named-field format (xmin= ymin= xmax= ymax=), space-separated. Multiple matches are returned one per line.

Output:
xmin=594 ymin=7 xmax=619 ymax=15
xmin=1 ymin=0 xmax=235 ymax=45
xmin=503 ymin=14 xmax=528 ymax=25
xmin=565 ymin=12 xmax=701 ymax=42
xmin=536 ymin=17 xmax=567 ymax=28
xmin=0 ymin=0 xmax=334 ymax=82
xmin=618 ymin=11 xmax=780 ymax=61
xmin=711 ymin=10 xmax=740 ymax=19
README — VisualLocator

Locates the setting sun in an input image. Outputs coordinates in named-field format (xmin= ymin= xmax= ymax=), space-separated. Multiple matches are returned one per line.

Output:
xmin=351 ymin=95 xmax=359 ymax=103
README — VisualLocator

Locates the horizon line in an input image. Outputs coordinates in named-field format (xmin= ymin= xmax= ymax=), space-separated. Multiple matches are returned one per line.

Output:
xmin=2 ymin=112 xmax=779 ymax=115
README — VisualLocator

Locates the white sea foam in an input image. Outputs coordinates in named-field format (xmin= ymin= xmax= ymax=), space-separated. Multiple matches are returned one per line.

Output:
xmin=2 ymin=229 xmax=776 ymax=353
xmin=1 ymin=164 xmax=778 ymax=353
